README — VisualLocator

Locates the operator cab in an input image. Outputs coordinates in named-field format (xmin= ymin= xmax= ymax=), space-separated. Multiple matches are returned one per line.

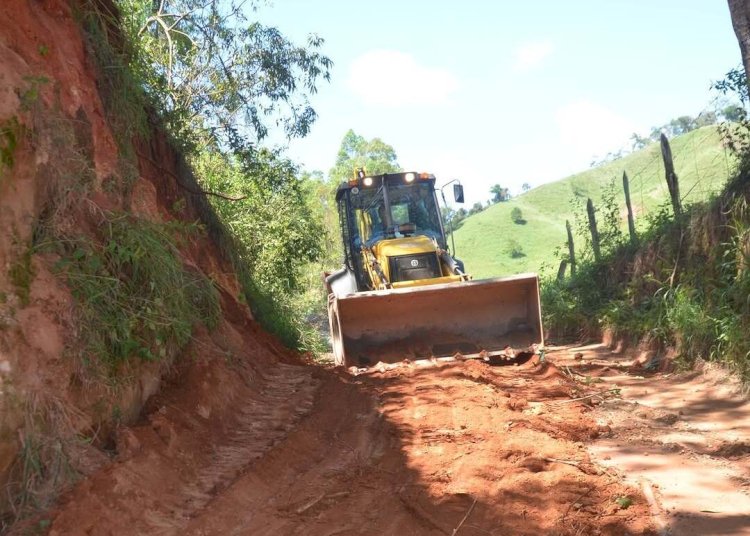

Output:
xmin=343 ymin=172 xmax=445 ymax=249
xmin=329 ymin=171 xmax=466 ymax=294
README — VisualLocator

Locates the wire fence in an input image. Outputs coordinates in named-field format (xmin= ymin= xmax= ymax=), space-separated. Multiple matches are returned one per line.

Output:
xmin=560 ymin=110 xmax=740 ymax=280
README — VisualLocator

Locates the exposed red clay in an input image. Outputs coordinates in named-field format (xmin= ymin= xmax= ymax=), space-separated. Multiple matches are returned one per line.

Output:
xmin=36 ymin=356 xmax=656 ymax=536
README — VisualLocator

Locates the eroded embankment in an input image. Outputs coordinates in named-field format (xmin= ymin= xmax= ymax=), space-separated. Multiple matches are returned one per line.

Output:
xmin=0 ymin=0 xmax=278 ymax=524
xmin=39 ymin=358 xmax=656 ymax=536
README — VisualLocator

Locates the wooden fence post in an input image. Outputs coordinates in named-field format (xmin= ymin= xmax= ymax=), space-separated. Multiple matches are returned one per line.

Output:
xmin=660 ymin=133 xmax=682 ymax=217
xmin=556 ymin=260 xmax=568 ymax=281
xmin=565 ymin=219 xmax=576 ymax=275
xmin=622 ymin=171 xmax=636 ymax=242
xmin=586 ymin=198 xmax=601 ymax=263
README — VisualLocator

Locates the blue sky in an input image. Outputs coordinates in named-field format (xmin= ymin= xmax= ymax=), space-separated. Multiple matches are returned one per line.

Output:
xmin=257 ymin=1 xmax=741 ymax=205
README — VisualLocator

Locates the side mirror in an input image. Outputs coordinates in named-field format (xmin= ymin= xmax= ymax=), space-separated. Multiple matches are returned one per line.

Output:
xmin=453 ymin=183 xmax=464 ymax=204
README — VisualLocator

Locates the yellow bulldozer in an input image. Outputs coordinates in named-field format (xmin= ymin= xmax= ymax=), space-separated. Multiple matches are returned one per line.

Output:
xmin=324 ymin=170 xmax=543 ymax=368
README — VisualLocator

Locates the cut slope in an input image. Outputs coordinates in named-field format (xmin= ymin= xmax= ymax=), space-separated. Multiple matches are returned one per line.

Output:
xmin=0 ymin=0 xmax=283 ymax=525
xmin=454 ymin=127 xmax=733 ymax=278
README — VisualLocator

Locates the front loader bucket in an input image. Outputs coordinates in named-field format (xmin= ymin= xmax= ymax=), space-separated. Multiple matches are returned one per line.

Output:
xmin=328 ymin=273 xmax=543 ymax=368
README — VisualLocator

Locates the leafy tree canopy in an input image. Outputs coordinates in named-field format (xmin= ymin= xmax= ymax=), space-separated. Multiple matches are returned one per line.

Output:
xmin=490 ymin=184 xmax=510 ymax=203
xmin=119 ymin=0 xmax=333 ymax=153
xmin=469 ymin=202 xmax=484 ymax=215
xmin=329 ymin=129 xmax=399 ymax=183
xmin=194 ymin=150 xmax=324 ymax=296
xmin=722 ymin=104 xmax=746 ymax=122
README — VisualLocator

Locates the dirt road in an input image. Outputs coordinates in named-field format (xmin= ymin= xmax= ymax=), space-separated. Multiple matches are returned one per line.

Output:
xmin=554 ymin=343 xmax=750 ymax=536
xmin=37 ymin=345 xmax=656 ymax=536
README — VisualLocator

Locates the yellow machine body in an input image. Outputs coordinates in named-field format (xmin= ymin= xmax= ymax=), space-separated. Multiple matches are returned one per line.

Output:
xmin=325 ymin=171 xmax=543 ymax=368
xmin=367 ymin=236 xmax=463 ymax=289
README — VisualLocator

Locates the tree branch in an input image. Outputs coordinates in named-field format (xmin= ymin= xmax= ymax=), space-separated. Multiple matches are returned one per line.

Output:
xmin=136 ymin=150 xmax=247 ymax=201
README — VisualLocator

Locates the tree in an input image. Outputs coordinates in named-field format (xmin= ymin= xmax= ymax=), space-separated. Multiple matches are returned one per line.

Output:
xmin=300 ymin=170 xmax=340 ymax=267
xmin=715 ymin=67 xmax=750 ymax=106
xmin=452 ymin=207 xmax=468 ymax=229
xmin=648 ymin=126 xmax=664 ymax=142
xmin=195 ymin=150 xmax=324 ymax=297
xmin=119 ymin=0 xmax=332 ymax=152
xmin=722 ymin=103 xmax=746 ymax=122
xmin=668 ymin=115 xmax=697 ymax=136
xmin=490 ymin=184 xmax=510 ymax=203
xmin=695 ymin=111 xmax=718 ymax=128
xmin=521 ymin=182 xmax=531 ymax=192
xmin=329 ymin=130 xmax=399 ymax=183
xmin=490 ymin=184 xmax=502 ymax=203
xmin=630 ymin=133 xmax=651 ymax=150
xmin=728 ymin=0 xmax=750 ymax=95
xmin=469 ymin=202 xmax=484 ymax=216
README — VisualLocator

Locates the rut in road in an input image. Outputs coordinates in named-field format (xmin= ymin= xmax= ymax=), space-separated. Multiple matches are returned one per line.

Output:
xmin=44 ymin=349 xmax=321 ymax=536
xmin=46 ymin=356 xmax=656 ymax=536
xmin=144 ymin=363 xmax=320 ymax=533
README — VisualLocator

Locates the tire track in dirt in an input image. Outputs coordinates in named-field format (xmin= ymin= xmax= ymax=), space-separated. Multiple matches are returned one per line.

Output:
xmin=44 ymin=356 xmax=657 ymax=535
xmin=143 ymin=363 xmax=320 ymax=533
xmin=44 ymin=357 xmax=320 ymax=536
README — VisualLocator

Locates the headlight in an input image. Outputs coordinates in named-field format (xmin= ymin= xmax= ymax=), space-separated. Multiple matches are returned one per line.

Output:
xmin=363 ymin=177 xmax=373 ymax=187
xmin=404 ymin=172 xmax=415 ymax=183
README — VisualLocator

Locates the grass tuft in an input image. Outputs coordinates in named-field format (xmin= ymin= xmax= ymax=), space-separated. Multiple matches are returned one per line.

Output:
xmin=8 ymin=241 xmax=35 ymax=307
xmin=53 ymin=213 xmax=220 ymax=375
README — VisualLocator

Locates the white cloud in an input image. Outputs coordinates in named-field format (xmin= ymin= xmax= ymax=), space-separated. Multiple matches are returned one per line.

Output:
xmin=513 ymin=41 xmax=554 ymax=71
xmin=346 ymin=50 xmax=459 ymax=107
xmin=555 ymin=100 xmax=638 ymax=162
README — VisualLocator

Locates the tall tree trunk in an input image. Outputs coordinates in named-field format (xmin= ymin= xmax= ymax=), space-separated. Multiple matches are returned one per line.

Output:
xmin=728 ymin=0 xmax=750 ymax=93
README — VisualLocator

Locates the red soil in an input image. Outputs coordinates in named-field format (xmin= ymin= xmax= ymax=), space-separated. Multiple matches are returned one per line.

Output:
xmin=40 ymin=357 xmax=655 ymax=536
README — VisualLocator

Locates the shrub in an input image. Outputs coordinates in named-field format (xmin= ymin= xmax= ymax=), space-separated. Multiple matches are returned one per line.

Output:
xmin=506 ymin=239 xmax=525 ymax=258
xmin=510 ymin=206 xmax=525 ymax=225
xmin=193 ymin=150 xmax=326 ymax=352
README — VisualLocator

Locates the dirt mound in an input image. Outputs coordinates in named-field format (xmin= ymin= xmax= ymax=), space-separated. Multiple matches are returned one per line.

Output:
xmin=40 ymin=325 xmax=317 ymax=535
xmin=709 ymin=440 xmax=750 ymax=458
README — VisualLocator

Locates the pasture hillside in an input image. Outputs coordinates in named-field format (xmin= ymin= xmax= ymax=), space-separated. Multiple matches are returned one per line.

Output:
xmin=453 ymin=126 xmax=733 ymax=278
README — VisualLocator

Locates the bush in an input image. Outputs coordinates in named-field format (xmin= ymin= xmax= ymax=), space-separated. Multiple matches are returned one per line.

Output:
xmin=543 ymin=188 xmax=750 ymax=381
xmin=506 ymin=239 xmax=525 ymax=258
xmin=193 ymin=150 xmax=326 ymax=352
xmin=510 ymin=207 xmax=525 ymax=224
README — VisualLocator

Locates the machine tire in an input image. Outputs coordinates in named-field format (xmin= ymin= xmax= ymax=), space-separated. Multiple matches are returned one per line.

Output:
xmin=328 ymin=300 xmax=345 ymax=367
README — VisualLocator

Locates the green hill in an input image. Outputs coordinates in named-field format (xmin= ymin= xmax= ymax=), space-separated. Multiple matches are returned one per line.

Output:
xmin=453 ymin=126 xmax=734 ymax=279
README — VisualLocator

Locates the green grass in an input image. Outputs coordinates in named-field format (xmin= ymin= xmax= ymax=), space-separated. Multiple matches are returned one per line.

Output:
xmin=8 ymin=242 xmax=34 ymax=307
xmin=53 ymin=213 xmax=220 ymax=375
xmin=453 ymin=127 xmax=734 ymax=279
